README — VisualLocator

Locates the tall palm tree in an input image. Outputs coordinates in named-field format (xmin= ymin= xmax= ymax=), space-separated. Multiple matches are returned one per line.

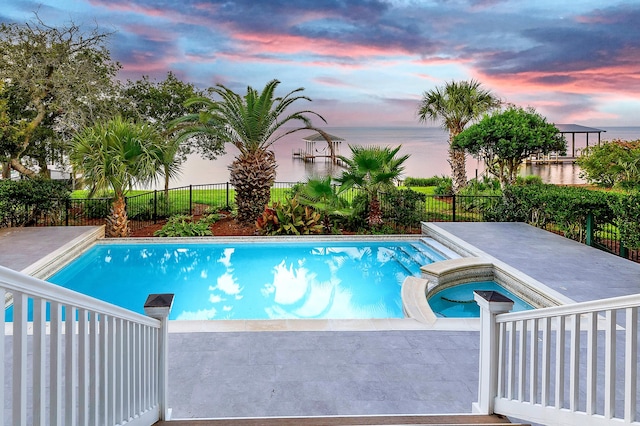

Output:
xmin=171 ymin=79 xmax=325 ymax=224
xmin=337 ymin=145 xmax=409 ymax=227
xmin=70 ymin=117 xmax=164 ymax=237
xmin=418 ymin=80 xmax=500 ymax=193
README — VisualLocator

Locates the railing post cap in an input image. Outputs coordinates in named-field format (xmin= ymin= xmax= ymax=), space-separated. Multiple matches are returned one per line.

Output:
xmin=144 ymin=293 xmax=174 ymax=319
xmin=474 ymin=290 xmax=514 ymax=313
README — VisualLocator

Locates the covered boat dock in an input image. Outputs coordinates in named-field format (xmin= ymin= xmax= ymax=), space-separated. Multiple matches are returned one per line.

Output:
xmin=526 ymin=123 xmax=606 ymax=163
xmin=293 ymin=132 xmax=345 ymax=164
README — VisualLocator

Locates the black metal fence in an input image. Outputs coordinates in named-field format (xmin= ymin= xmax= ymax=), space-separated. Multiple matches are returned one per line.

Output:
xmin=11 ymin=182 xmax=640 ymax=263
xmin=589 ymin=213 xmax=639 ymax=262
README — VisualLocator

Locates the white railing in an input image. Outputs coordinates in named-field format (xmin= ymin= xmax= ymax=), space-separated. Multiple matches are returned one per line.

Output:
xmin=1 ymin=265 xmax=172 ymax=426
xmin=475 ymin=291 xmax=640 ymax=426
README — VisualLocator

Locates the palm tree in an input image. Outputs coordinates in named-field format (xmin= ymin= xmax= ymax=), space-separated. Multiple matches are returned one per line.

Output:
xmin=295 ymin=176 xmax=351 ymax=233
xmin=171 ymin=79 xmax=325 ymax=224
xmin=70 ymin=117 xmax=164 ymax=237
xmin=418 ymin=80 xmax=500 ymax=193
xmin=337 ymin=145 xmax=409 ymax=227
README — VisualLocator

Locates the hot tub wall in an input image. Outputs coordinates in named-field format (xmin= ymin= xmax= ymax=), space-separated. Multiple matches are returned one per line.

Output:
xmin=420 ymin=258 xmax=560 ymax=309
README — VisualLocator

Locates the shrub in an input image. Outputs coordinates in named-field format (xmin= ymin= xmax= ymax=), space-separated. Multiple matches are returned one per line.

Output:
xmin=0 ymin=179 xmax=71 ymax=227
xmin=256 ymin=197 xmax=323 ymax=236
xmin=83 ymin=198 xmax=111 ymax=219
xmin=338 ymin=192 xmax=369 ymax=232
xmin=515 ymin=175 xmax=544 ymax=186
xmin=433 ymin=177 xmax=453 ymax=195
xmin=613 ymin=192 xmax=640 ymax=248
xmin=153 ymin=214 xmax=215 ymax=237
xmin=486 ymin=184 xmax=617 ymax=242
xmin=382 ymin=188 xmax=426 ymax=230
xmin=576 ymin=139 xmax=640 ymax=188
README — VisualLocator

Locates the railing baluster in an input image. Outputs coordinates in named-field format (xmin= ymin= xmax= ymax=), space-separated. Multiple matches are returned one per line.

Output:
xmin=50 ymin=301 xmax=63 ymax=425
xmin=89 ymin=312 xmax=99 ymax=425
xmin=518 ymin=319 xmax=527 ymax=402
xmin=604 ymin=309 xmax=616 ymax=419
xmin=569 ymin=313 xmax=581 ymax=411
xmin=124 ymin=320 xmax=132 ymax=420
xmin=541 ymin=316 xmax=551 ymax=406
xmin=78 ymin=308 xmax=89 ymax=426
xmin=116 ymin=318 xmax=124 ymax=422
xmin=497 ymin=322 xmax=506 ymax=398
xmin=530 ymin=318 xmax=539 ymax=405
xmin=508 ymin=321 xmax=516 ymax=400
xmin=108 ymin=315 xmax=117 ymax=425
xmin=65 ymin=305 xmax=78 ymax=425
xmin=586 ymin=311 xmax=597 ymax=415
xmin=12 ymin=292 xmax=28 ymax=426
xmin=624 ymin=307 xmax=638 ymax=422
xmin=33 ymin=297 xmax=47 ymax=424
xmin=555 ymin=315 xmax=565 ymax=409
xmin=99 ymin=314 xmax=108 ymax=424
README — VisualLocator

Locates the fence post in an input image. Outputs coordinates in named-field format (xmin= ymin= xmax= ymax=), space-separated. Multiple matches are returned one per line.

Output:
xmin=472 ymin=290 xmax=514 ymax=415
xmin=144 ymin=294 xmax=174 ymax=421
xmin=153 ymin=190 xmax=158 ymax=224
xmin=65 ymin=198 xmax=70 ymax=227
xmin=585 ymin=213 xmax=593 ymax=246
xmin=189 ymin=185 xmax=193 ymax=215
xmin=620 ymin=245 xmax=629 ymax=259
xmin=226 ymin=182 xmax=230 ymax=210
xmin=452 ymin=194 xmax=457 ymax=222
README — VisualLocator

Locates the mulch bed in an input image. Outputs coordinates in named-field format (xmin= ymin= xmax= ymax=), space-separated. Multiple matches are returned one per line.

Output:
xmin=129 ymin=214 xmax=256 ymax=237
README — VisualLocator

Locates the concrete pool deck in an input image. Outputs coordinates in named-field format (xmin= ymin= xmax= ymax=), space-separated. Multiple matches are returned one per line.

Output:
xmin=2 ymin=223 xmax=640 ymax=420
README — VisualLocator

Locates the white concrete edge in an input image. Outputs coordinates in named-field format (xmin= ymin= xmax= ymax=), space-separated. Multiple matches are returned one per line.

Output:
xmin=20 ymin=226 xmax=105 ymax=280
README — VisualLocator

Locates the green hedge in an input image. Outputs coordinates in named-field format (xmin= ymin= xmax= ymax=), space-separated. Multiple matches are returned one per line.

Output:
xmin=0 ymin=179 xmax=71 ymax=227
xmin=486 ymin=184 xmax=619 ymax=242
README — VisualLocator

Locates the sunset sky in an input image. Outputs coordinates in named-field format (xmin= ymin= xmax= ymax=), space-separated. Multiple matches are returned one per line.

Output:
xmin=3 ymin=0 xmax=639 ymax=128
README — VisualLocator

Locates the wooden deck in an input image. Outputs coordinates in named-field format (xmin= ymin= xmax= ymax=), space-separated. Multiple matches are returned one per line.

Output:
xmin=154 ymin=413 xmax=524 ymax=425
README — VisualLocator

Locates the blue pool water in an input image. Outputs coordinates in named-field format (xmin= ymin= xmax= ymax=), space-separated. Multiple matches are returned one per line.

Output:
xmin=428 ymin=281 xmax=534 ymax=318
xmin=24 ymin=240 xmax=447 ymax=321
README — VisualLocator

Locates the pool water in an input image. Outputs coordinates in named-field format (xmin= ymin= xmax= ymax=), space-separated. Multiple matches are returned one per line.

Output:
xmin=35 ymin=240 xmax=447 ymax=321
xmin=428 ymin=281 xmax=533 ymax=318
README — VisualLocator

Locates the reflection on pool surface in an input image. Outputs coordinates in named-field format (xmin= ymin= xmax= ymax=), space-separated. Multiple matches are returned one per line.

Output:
xmin=47 ymin=240 xmax=448 ymax=320
xmin=428 ymin=281 xmax=533 ymax=318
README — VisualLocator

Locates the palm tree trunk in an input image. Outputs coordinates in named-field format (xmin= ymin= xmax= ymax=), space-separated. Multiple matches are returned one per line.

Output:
xmin=449 ymin=147 xmax=467 ymax=194
xmin=368 ymin=195 xmax=383 ymax=227
xmin=106 ymin=194 xmax=129 ymax=238
xmin=230 ymin=149 xmax=277 ymax=225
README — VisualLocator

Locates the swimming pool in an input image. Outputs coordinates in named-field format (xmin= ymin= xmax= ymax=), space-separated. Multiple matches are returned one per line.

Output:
xmin=42 ymin=239 xmax=449 ymax=321
xmin=428 ymin=281 xmax=533 ymax=318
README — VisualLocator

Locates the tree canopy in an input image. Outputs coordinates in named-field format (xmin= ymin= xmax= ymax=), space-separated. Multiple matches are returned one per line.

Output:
xmin=0 ymin=15 xmax=120 ymax=178
xmin=120 ymin=72 xmax=220 ymax=192
xmin=453 ymin=106 xmax=565 ymax=187
xmin=576 ymin=139 xmax=640 ymax=189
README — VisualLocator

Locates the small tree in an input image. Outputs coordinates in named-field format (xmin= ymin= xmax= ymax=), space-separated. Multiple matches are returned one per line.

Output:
xmin=337 ymin=145 xmax=409 ymax=227
xmin=70 ymin=117 xmax=164 ymax=237
xmin=453 ymin=107 xmax=565 ymax=188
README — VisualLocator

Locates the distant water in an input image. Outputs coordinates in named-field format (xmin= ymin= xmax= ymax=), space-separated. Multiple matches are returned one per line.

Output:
xmin=162 ymin=126 xmax=640 ymax=188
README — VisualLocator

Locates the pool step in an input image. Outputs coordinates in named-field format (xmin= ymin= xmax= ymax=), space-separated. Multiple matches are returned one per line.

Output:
xmin=154 ymin=413 xmax=528 ymax=425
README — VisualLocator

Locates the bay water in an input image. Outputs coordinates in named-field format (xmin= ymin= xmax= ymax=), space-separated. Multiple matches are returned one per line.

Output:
xmin=165 ymin=126 xmax=640 ymax=188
